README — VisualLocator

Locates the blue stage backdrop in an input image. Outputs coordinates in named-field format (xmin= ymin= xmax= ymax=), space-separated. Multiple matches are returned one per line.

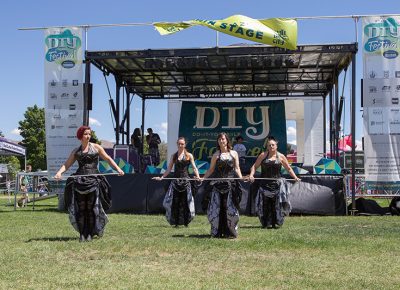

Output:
xmin=178 ymin=100 xmax=287 ymax=161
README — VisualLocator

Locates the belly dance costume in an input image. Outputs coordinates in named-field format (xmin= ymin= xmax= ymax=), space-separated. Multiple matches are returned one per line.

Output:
xmin=254 ymin=152 xmax=291 ymax=228
xmin=163 ymin=154 xmax=195 ymax=226
xmin=64 ymin=143 xmax=111 ymax=239
xmin=204 ymin=152 xmax=242 ymax=238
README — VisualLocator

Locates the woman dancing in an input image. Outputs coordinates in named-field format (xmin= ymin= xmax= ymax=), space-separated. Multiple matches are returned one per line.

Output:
xmin=54 ymin=126 xmax=124 ymax=242
xmin=154 ymin=137 xmax=200 ymax=227
xmin=202 ymin=133 xmax=243 ymax=238
xmin=248 ymin=136 xmax=300 ymax=229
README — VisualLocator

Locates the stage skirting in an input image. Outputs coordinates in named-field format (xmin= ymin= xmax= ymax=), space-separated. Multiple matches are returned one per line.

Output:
xmin=106 ymin=174 xmax=346 ymax=215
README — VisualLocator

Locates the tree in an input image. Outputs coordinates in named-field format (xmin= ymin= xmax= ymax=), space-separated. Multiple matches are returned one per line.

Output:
xmin=0 ymin=130 xmax=4 ymax=137
xmin=159 ymin=141 xmax=168 ymax=162
xmin=6 ymin=156 xmax=20 ymax=180
xmin=89 ymin=130 xmax=101 ymax=145
xmin=0 ymin=155 xmax=21 ymax=181
xmin=18 ymin=105 xmax=46 ymax=171
xmin=286 ymin=143 xmax=294 ymax=155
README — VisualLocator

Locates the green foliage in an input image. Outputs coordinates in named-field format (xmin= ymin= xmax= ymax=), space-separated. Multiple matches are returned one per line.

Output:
xmin=18 ymin=105 xmax=46 ymax=171
xmin=0 ymin=130 xmax=4 ymax=137
xmin=159 ymin=141 xmax=168 ymax=161
xmin=0 ymin=156 xmax=21 ymax=180
xmin=143 ymin=136 xmax=149 ymax=154
xmin=287 ymin=143 xmax=294 ymax=154
xmin=89 ymin=130 xmax=101 ymax=145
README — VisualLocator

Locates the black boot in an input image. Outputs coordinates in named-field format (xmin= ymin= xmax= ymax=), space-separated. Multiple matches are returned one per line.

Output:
xmin=265 ymin=197 xmax=273 ymax=229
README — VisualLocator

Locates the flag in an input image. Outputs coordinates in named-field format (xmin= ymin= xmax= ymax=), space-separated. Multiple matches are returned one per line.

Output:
xmin=338 ymin=135 xmax=353 ymax=151
xmin=154 ymin=15 xmax=297 ymax=50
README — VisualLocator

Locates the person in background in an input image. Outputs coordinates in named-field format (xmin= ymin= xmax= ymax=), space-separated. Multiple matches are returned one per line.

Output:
xmin=131 ymin=128 xmax=143 ymax=155
xmin=233 ymin=135 xmax=247 ymax=158
xmin=153 ymin=137 xmax=200 ymax=227
xmin=146 ymin=128 xmax=161 ymax=166
xmin=21 ymin=164 xmax=32 ymax=191
xmin=54 ymin=126 xmax=124 ymax=242
xmin=201 ymin=132 xmax=244 ymax=238
xmin=17 ymin=164 xmax=32 ymax=207
xmin=248 ymin=136 xmax=300 ymax=229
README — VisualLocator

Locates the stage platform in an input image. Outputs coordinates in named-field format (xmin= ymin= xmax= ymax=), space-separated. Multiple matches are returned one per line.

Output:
xmin=106 ymin=174 xmax=346 ymax=215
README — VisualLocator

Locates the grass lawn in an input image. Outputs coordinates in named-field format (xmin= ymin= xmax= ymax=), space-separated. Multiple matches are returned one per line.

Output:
xmin=0 ymin=195 xmax=400 ymax=289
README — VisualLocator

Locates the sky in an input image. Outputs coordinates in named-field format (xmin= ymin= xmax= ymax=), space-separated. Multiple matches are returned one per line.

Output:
xmin=0 ymin=0 xmax=399 ymax=146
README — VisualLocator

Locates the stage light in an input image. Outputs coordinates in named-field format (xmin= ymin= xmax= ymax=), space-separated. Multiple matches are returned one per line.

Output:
xmin=144 ymin=58 xmax=164 ymax=69
xmin=165 ymin=58 xmax=176 ymax=69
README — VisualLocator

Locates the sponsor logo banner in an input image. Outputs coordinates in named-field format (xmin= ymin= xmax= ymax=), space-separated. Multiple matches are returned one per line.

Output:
xmin=44 ymin=28 xmax=84 ymax=176
xmin=362 ymin=16 xmax=400 ymax=190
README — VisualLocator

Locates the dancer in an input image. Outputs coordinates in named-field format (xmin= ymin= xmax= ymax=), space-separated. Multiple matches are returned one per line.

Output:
xmin=248 ymin=136 xmax=300 ymax=229
xmin=201 ymin=133 xmax=243 ymax=238
xmin=54 ymin=126 xmax=124 ymax=242
xmin=154 ymin=137 xmax=200 ymax=227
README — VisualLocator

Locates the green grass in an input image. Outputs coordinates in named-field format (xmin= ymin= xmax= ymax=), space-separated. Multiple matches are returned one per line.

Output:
xmin=1 ymin=195 xmax=400 ymax=290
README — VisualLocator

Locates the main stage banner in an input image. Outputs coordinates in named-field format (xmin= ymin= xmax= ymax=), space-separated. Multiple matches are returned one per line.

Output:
xmin=154 ymin=15 xmax=297 ymax=50
xmin=178 ymin=100 xmax=287 ymax=161
xmin=362 ymin=16 xmax=400 ymax=190
xmin=44 ymin=27 xmax=84 ymax=176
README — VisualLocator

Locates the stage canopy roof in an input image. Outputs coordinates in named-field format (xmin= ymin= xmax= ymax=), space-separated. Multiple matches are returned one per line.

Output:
xmin=86 ymin=43 xmax=357 ymax=99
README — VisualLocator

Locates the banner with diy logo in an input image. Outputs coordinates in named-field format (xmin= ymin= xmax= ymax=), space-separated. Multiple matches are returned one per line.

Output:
xmin=362 ymin=16 xmax=400 ymax=190
xmin=178 ymin=100 xmax=287 ymax=161
xmin=44 ymin=27 xmax=84 ymax=175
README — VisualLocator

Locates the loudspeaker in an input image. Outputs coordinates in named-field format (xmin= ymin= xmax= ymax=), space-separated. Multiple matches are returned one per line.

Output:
xmin=339 ymin=151 xmax=364 ymax=170
xmin=84 ymin=83 xmax=93 ymax=110
xmin=390 ymin=197 xmax=400 ymax=215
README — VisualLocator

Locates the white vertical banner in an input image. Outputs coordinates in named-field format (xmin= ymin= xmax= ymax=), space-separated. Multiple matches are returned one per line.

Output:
xmin=44 ymin=27 xmax=84 ymax=176
xmin=362 ymin=16 xmax=400 ymax=190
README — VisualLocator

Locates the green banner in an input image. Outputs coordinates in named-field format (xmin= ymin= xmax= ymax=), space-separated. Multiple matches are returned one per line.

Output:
xmin=154 ymin=15 xmax=297 ymax=50
xmin=178 ymin=101 xmax=287 ymax=161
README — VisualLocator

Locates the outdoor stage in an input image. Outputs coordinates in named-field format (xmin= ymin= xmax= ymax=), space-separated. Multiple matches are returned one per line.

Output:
xmin=106 ymin=174 xmax=346 ymax=215
xmin=85 ymin=42 xmax=359 ymax=208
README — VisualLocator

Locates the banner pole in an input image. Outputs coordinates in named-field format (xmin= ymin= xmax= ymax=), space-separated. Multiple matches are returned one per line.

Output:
xmin=353 ymin=17 xmax=359 ymax=44
xmin=351 ymin=51 xmax=357 ymax=214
